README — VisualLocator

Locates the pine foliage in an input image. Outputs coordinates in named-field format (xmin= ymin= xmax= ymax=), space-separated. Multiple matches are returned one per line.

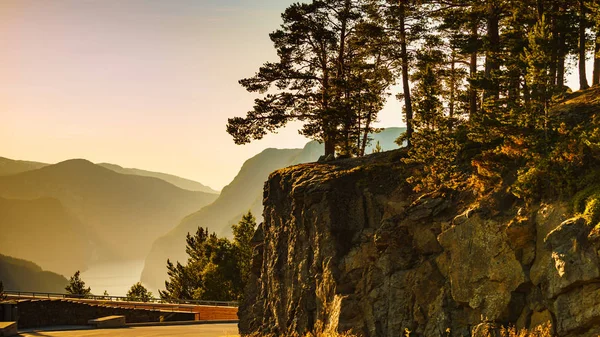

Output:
xmin=160 ymin=212 xmax=257 ymax=301
xmin=126 ymin=282 xmax=153 ymax=302
xmin=65 ymin=271 xmax=91 ymax=297
xmin=227 ymin=0 xmax=600 ymax=199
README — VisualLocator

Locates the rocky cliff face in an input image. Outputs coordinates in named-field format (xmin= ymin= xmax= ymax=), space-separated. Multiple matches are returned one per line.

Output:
xmin=240 ymin=150 xmax=600 ymax=337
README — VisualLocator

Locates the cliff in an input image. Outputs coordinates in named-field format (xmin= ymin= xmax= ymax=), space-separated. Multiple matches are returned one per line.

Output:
xmin=141 ymin=128 xmax=405 ymax=292
xmin=240 ymin=149 xmax=600 ymax=337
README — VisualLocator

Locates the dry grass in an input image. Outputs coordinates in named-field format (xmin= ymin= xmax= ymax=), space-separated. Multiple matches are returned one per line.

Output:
xmin=245 ymin=322 xmax=555 ymax=337
xmin=475 ymin=322 xmax=554 ymax=337
xmin=246 ymin=332 xmax=356 ymax=337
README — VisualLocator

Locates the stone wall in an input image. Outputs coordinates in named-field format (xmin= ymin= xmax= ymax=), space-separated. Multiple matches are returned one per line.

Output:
xmin=15 ymin=299 xmax=195 ymax=328
xmin=240 ymin=150 xmax=600 ymax=337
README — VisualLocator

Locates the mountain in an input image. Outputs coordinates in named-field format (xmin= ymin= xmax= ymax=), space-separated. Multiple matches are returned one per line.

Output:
xmin=0 ymin=156 xmax=218 ymax=194
xmin=370 ymin=127 xmax=406 ymax=151
xmin=0 ymin=254 xmax=68 ymax=293
xmin=98 ymin=163 xmax=219 ymax=194
xmin=0 ymin=160 xmax=219 ymax=262
xmin=0 ymin=157 xmax=47 ymax=176
xmin=0 ymin=197 xmax=92 ymax=276
xmin=140 ymin=127 xmax=405 ymax=291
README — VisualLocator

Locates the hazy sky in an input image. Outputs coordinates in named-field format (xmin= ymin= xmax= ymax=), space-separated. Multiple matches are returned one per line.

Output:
xmin=0 ymin=0 xmax=587 ymax=189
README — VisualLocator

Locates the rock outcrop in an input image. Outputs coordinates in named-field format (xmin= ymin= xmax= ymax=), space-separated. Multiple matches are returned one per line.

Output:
xmin=240 ymin=149 xmax=600 ymax=337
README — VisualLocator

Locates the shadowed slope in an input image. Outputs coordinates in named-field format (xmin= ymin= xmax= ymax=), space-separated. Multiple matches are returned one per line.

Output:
xmin=0 ymin=160 xmax=218 ymax=261
xmin=0 ymin=254 xmax=68 ymax=292
xmin=140 ymin=128 xmax=405 ymax=291
xmin=141 ymin=147 xmax=313 ymax=291
xmin=0 ymin=197 xmax=92 ymax=276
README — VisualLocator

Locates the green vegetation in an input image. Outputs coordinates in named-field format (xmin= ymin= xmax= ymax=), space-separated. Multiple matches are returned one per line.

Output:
xmin=228 ymin=0 xmax=393 ymax=157
xmin=142 ymin=129 xmax=403 ymax=291
xmin=244 ymin=322 xmax=553 ymax=337
xmin=126 ymin=282 xmax=153 ymax=302
xmin=0 ymin=254 xmax=68 ymax=293
xmin=0 ymin=281 xmax=6 ymax=301
xmin=160 ymin=212 xmax=256 ymax=301
xmin=227 ymin=0 xmax=600 ymax=202
xmin=372 ymin=141 xmax=383 ymax=154
xmin=65 ymin=271 xmax=91 ymax=297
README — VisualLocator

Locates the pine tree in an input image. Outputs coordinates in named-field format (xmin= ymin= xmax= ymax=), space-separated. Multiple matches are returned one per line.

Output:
xmin=524 ymin=15 xmax=554 ymax=134
xmin=232 ymin=211 xmax=257 ymax=289
xmin=404 ymin=37 xmax=463 ymax=191
xmin=372 ymin=141 xmax=383 ymax=153
xmin=0 ymin=281 xmax=6 ymax=301
xmin=227 ymin=0 xmax=389 ymax=157
xmin=160 ymin=213 xmax=257 ymax=301
xmin=126 ymin=282 xmax=153 ymax=302
xmin=65 ymin=271 xmax=91 ymax=298
xmin=593 ymin=0 xmax=600 ymax=86
xmin=367 ymin=0 xmax=427 ymax=146
xmin=578 ymin=0 xmax=591 ymax=89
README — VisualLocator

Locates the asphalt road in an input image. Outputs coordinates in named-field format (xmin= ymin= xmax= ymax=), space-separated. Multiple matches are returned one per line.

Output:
xmin=19 ymin=323 xmax=239 ymax=337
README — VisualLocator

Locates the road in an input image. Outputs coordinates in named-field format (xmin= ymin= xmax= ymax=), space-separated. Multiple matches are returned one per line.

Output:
xmin=19 ymin=324 xmax=239 ymax=337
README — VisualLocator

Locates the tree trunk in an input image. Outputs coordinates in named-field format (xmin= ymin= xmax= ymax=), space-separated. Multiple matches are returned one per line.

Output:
xmin=557 ymin=30 xmax=566 ymax=88
xmin=484 ymin=1 xmax=500 ymax=102
xmin=337 ymin=0 xmax=351 ymax=155
xmin=449 ymin=55 xmax=456 ymax=120
xmin=579 ymin=0 xmax=590 ymax=90
xmin=469 ymin=21 xmax=478 ymax=118
xmin=593 ymin=34 xmax=600 ymax=86
xmin=361 ymin=108 xmax=373 ymax=156
xmin=550 ymin=10 xmax=558 ymax=86
xmin=321 ymin=49 xmax=334 ymax=157
xmin=324 ymin=138 xmax=336 ymax=157
xmin=399 ymin=0 xmax=413 ymax=147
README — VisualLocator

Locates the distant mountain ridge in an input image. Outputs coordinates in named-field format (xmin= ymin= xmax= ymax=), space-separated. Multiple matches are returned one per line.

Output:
xmin=141 ymin=127 xmax=406 ymax=291
xmin=0 ymin=159 xmax=218 ymax=265
xmin=0 ymin=254 xmax=68 ymax=293
xmin=98 ymin=163 xmax=219 ymax=194
xmin=0 ymin=157 xmax=48 ymax=176
xmin=0 ymin=156 xmax=217 ymax=193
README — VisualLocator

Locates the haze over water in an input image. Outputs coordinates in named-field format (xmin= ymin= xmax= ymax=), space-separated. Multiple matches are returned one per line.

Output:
xmin=81 ymin=260 xmax=146 ymax=297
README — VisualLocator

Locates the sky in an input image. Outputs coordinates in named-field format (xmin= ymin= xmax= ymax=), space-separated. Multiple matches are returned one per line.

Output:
xmin=0 ymin=0 xmax=588 ymax=190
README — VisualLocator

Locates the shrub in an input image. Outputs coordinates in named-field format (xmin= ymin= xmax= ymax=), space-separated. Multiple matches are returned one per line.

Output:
xmin=65 ymin=271 xmax=91 ymax=298
xmin=126 ymin=282 xmax=153 ymax=302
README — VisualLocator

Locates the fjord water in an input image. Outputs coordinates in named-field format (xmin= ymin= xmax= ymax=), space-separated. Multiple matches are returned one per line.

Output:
xmin=81 ymin=259 xmax=146 ymax=297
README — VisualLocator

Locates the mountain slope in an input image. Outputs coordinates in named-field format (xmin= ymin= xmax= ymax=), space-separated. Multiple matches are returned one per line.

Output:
xmin=0 ymin=197 xmax=92 ymax=276
xmin=140 ymin=128 xmax=405 ymax=291
xmin=0 ymin=157 xmax=47 ymax=176
xmin=98 ymin=163 xmax=219 ymax=194
xmin=0 ymin=160 xmax=219 ymax=261
xmin=0 ymin=254 xmax=68 ymax=293
xmin=141 ymin=147 xmax=311 ymax=290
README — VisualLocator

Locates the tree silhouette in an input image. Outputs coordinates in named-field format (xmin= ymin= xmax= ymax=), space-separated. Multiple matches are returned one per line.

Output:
xmin=65 ymin=271 xmax=91 ymax=297
xmin=126 ymin=282 xmax=153 ymax=302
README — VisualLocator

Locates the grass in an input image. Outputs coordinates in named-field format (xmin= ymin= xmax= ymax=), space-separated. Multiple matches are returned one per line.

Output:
xmin=244 ymin=322 xmax=554 ymax=337
xmin=478 ymin=323 xmax=553 ymax=337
